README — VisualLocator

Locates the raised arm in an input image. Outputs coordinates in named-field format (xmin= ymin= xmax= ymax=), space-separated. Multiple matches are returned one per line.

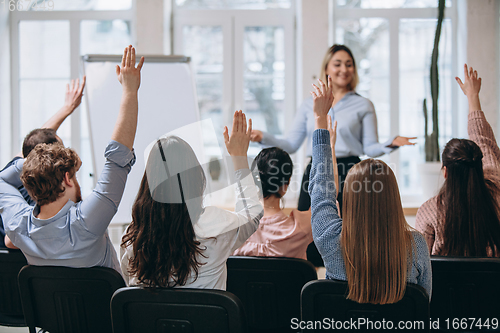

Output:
xmin=456 ymin=64 xmax=482 ymax=113
xmin=328 ymin=116 xmax=339 ymax=195
xmin=78 ymin=46 xmax=143 ymax=236
xmin=41 ymin=77 xmax=86 ymax=131
xmin=220 ymin=111 xmax=263 ymax=250
xmin=223 ymin=110 xmax=252 ymax=171
xmin=112 ymin=45 xmax=145 ymax=151
xmin=309 ymin=77 xmax=345 ymax=264
xmin=456 ymin=64 xmax=500 ymax=171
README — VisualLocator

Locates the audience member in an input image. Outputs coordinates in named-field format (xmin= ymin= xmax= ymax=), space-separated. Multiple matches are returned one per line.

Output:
xmin=0 ymin=45 xmax=144 ymax=273
xmin=120 ymin=111 xmax=263 ymax=290
xmin=0 ymin=77 xmax=86 ymax=248
xmin=232 ymin=146 xmax=312 ymax=259
xmin=416 ymin=64 xmax=500 ymax=257
xmin=309 ymin=76 xmax=432 ymax=303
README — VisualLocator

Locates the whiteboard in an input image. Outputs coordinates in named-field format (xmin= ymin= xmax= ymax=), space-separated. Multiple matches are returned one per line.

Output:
xmin=82 ymin=55 xmax=201 ymax=225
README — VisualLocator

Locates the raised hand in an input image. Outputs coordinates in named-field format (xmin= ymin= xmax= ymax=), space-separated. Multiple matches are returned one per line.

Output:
xmin=116 ymin=45 xmax=145 ymax=92
xmin=63 ymin=76 xmax=86 ymax=112
xmin=250 ymin=130 xmax=263 ymax=142
xmin=111 ymin=45 xmax=144 ymax=151
xmin=455 ymin=63 xmax=482 ymax=113
xmin=311 ymin=76 xmax=334 ymax=129
xmin=455 ymin=64 xmax=481 ymax=97
xmin=223 ymin=110 xmax=252 ymax=157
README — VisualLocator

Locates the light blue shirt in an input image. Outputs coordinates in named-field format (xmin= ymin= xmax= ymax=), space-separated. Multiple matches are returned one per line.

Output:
xmin=0 ymin=140 xmax=135 ymax=273
xmin=309 ymin=129 xmax=432 ymax=297
xmin=260 ymin=92 xmax=396 ymax=158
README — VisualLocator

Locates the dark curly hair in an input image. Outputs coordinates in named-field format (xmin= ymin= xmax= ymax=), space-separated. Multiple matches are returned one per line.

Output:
xmin=122 ymin=136 xmax=207 ymax=287
xmin=20 ymin=143 xmax=80 ymax=206
xmin=252 ymin=147 xmax=293 ymax=199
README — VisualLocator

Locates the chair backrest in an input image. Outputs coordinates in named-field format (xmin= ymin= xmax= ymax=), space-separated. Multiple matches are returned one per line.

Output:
xmin=301 ymin=280 xmax=430 ymax=332
xmin=0 ymin=249 xmax=27 ymax=327
xmin=430 ymin=256 xmax=500 ymax=329
xmin=111 ymin=286 xmax=247 ymax=333
xmin=18 ymin=265 xmax=125 ymax=333
xmin=226 ymin=256 xmax=317 ymax=333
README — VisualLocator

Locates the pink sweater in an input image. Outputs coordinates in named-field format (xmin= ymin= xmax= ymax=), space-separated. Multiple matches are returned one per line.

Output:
xmin=232 ymin=209 xmax=313 ymax=260
xmin=416 ymin=110 xmax=500 ymax=255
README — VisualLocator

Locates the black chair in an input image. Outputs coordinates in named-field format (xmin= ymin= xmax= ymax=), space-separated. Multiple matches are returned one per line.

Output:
xmin=18 ymin=265 xmax=126 ymax=333
xmin=301 ymin=279 xmax=430 ymax=332
xmin=226 ymin=256 xmax=317 ymax=333
xmin=430 ymin=256 xmax=500 ymax=332
xmin=111 ymin=286 xmax=247 ymax=333
xmin=0 ymin=249 xmax=27 ymax=327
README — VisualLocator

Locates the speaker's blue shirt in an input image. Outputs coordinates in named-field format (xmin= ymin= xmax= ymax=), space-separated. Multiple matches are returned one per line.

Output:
xmin=260 ymin=92 xmax=396 ymax=158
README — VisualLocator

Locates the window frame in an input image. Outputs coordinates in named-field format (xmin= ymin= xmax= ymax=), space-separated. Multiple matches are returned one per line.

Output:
xmin=330 ymin=0 xmax=460 ymax=203
xmin=173 ymin=4 xmax=296 ymax=145
xmin=9 ymin=7 xmax=135 ymax=159
xmin=173 ymin=3 xmax=298 ymax=203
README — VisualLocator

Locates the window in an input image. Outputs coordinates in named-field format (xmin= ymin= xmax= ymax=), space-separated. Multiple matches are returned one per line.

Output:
xmin=175 ymin=0 xmax=291 ymax=10
xmin=19 ymin=20 xmax=71 ymax=147
xmin=173 ymin=1 xmax=295 ymax=159
xmin=51 ymin=0 xmax=132 ymax=11
xmin=333 ymin=0 xmax=459 ymax=200
xmin=10 ymin=2 xmax=133 ymax=197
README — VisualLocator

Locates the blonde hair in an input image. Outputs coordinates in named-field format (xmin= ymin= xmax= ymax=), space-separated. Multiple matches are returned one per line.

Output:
xmin=319 ymin=44 xmax=359 ymax=91
xmin=341 ymin=159 xmax=414 ymax=304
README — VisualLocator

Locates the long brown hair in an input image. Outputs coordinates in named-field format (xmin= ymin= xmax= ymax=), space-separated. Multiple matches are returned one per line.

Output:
xmin=438 ymin=138 xmax=500 ymax=256
xmin=122 ymin=136 xmax=207 ymax=287
xmin=341 ymin=159 xmax=413 ymax=304
xmin=319 ymin=44 xmax=359 ymax=91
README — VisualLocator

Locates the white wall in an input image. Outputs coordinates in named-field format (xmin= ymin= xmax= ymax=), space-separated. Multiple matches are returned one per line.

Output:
xmin=466 ymin=0 xmax=499 ymax=134
xmin=0 ymin=10 xmax=10 ymax=166
xmin=136 ymin=0 xmax=164 ymax=54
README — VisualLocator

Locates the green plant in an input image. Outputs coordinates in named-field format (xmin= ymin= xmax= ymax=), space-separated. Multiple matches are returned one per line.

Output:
xmin=423 ymin=0 xmax=445 ymax=162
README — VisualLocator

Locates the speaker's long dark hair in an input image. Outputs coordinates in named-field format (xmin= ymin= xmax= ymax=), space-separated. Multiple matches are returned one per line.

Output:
xmin=438 ymin=138 xmax=500 ymax=256
xmin=122 ymin=136 xmax=207 ymax=287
